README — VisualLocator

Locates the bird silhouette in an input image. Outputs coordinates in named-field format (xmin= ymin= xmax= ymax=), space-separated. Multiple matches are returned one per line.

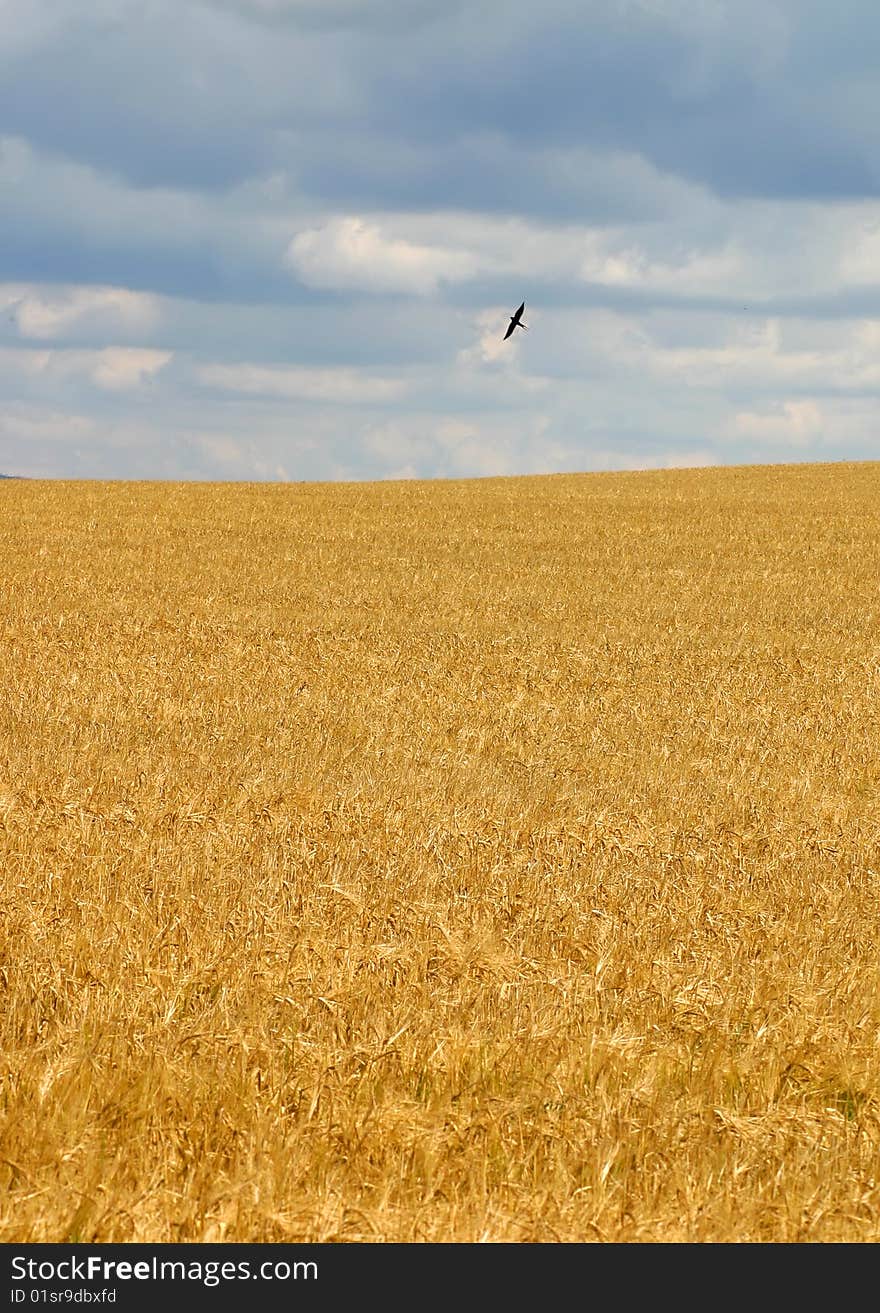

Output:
xmin=503 ymin=301 xmax=528 ymax=341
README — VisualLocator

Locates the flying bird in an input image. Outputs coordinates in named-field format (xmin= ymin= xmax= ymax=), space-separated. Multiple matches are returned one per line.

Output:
xmin=503 ymin=301 xmax=528 ymax=341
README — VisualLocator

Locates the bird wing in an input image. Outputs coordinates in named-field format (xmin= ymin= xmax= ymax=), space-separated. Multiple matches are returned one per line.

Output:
xmin=514 ymin=301 xmax=525 ymax=321
xmin=503 ymin=320 xmax=516 ymax=340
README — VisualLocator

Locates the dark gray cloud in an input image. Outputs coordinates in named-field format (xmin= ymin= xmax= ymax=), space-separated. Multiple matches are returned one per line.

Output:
xmin=1 ymin=1 xmax=357 ymax=191
xmin=6 ymin=0 xmax=880 ymax=212
xmin=360 ymin=0 xmax=880 ymax=202
xmin=201 ymin=0 xmax=464 ymax=32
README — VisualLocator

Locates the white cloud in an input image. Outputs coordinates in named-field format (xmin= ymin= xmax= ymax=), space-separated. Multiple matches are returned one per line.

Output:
xmin=457 ymin=307 xmax=526 ymax=367
xmin=0 ymin=345 xmax=171 ymax=389
xmin=196 ymin=434 xmax=247 ymax=466
xmin=729 ymin=399 xmax=824 ymax=446
xmin=0 ymin=403 xmax=98 ymax=445
xmin=580 ymin=237 xmax=744 ymax=294
xmin=655 ymin=447 xmax=719 ymax=469
xmin=197 ymin=360 xmax=407 ymax=403
xmin=4 ymin=283 xmax=161 ymax=341
xmin=362 ymin=422 xmax=432 ymax=476
xmin=826 ymin=218 xmax=880 ymax=289
xmin=455 ymin=308 xmax=553 ymax=404
xmin=657 ymin=335 xmax=880 ymax=392
xmin=360 ymin=411 xmax=580 ymax=480
xmin=285 ymin=215 xmax=479 ymax=294
xmin=278 ymin=200 xmax=880 ymax=310
xmin=570 ymin=310 xmax=880 ymax=395
xmin=90 ymin=347 xmax=171 ymax=389
xmin=432 ymin=419 xmax=517 ymax=477
xmin=362 ymin=416 xmax=516 ymax=477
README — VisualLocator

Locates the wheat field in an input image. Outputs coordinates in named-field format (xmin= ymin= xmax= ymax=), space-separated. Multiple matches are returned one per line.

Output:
xmin=2 ymin=461 xmax=880 ymax=1243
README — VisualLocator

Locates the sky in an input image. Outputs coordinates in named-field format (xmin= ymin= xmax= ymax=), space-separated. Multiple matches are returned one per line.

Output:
xmin=2 ymin=0 xmax=880 ymax=481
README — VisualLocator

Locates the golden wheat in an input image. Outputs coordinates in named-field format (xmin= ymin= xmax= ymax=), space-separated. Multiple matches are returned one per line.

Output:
xmin=2 ymin=462 xmax=880 ymax=1242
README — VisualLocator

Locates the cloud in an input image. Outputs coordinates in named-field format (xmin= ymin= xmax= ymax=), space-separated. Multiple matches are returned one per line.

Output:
xmin=197 ymin=361 xmax=407 ymax=403
xmin=0 ymin=345 xmax=171 ymax=391
xmin=3 ymin=1 xmax=880 ymax=482
xmin=5 ymin=0 xmax=880 ymax=212
xmin=579 ymin=238 xmax=744 ymax=295
xmin=4 ymin=283 xmax=160 ymax=340
xmin=0 ymin=403 xmax=98 ymax=446
xmin=193 ymin=432 xmax=291 ymax=480
xmin=654 ymin=447 xmax=718 ymax=470
xmin=285 ymin=216 xmax=478 ymax=295
xmin=456 ymin=308 xmax=528 ymax=367
xmin=729 ymin=400 xmax=824 ymax=446
xmin=356 ymin=0 xmax=877 ymax=204
xmin=641 ymin=321 xmax=880 ymax=393
xmin=202 ymin=0 xmax=459 ymax=29
xmin=90 ymin=348 xmax=171 ymax=390
xmin=538 ymin=310 xmax=880 ymax=398
xmin=357 ymin=407 xmax=601 ymax=481
xmin=0 ymin=401 xmax=171 ymax=478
